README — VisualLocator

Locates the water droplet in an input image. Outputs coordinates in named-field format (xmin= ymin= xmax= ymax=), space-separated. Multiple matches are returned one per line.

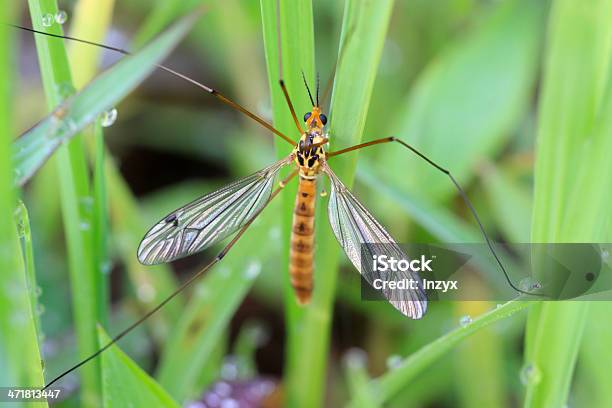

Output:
xmin=220 ymin=399 xmax=239 ymax=408
xmin=268 ymin=227 xmax=280 ymax=240
xmin=204 ymin=393 xmax=220 ymax=407
xmin=214 ymin=381 xmax=232 ymax=398
xmin=220 ymin=356 xmax=239 ymax=380
xmin=602 ymin=249 xmax=610 ymax=261
xmin=520 ymin=363 xmax=542 ymax=386
xmin=80 ymin=196 xmax=94 ymax=211
xmin=34 ymin=286 xmax=43 ymax=297
xmin=386 ymin=354 xmax=402 ymax=370
xmin=343 ymin=348 xmax=367 ymax=369
xmin=496 ymin=303 xmax=503 ymax=309
xmin=137 ymin=283 xmax=156 ymax=302
xmin=54 ymin=10 xmax=68 ymax=25
xmin=36 ymin=303 xmax=46 ymax=316
xmin=459 ymin=315 xmax=472 ymax=327
xmin=100 ymin=261 xmax=112 ymax=275
xmin=244 ymin=261 xmax=261 ymax=280
xmin=42 ymin=13 xmax=54 ymax=27
xmin=79 ymin=221 xmax=91 ymax=231
xmin=519 ymin=277 xmax=541 ymax=292
xmin=100 ymin=108 xmax=118 ymax=127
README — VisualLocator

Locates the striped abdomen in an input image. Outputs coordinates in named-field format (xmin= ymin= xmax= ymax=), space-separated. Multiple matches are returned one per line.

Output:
xmin=290 ymin=176 xmax=317 ymax=304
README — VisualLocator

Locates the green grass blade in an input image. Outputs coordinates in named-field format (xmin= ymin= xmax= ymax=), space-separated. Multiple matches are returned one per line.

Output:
xmin=0 ymin=5 xmax=46 ymax=402
xmin=12 ymin=10 xmax=199 ymax=186
xmin=14 ymin=201 xmax=44 ymax=344
xmin=525 ymin=1 xmax=612 ymax=407
xmin=386 ymin=0 xmax=545 ymax=201
xmin=348 ymin=301 xmax=530 ymax=406
xmin=98 ymin=327 xmax=180 ymax=408
xmin=261 ymin=0 xmax=394 ymax=406
xmin=26 ymin=0 xmax=104 ymax=403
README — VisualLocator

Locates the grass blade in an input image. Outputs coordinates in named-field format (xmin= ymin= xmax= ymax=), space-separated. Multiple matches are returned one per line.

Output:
xmin=525 ymin=1 xmax=612 ymax=407
xmin=98 ymin=327 xmax=180 ymax=407
xmin=348 ymin=301 xmax=530 ymax=406
xmin=0 ymin=5 xmax=46 ymax=401
xmin=262 ymin=0 xmax=395 ymax=405
xmin=26 ymin=0 xmax=111 ymax=402
xmin=12 ymin=10 xmax=199 ymax=186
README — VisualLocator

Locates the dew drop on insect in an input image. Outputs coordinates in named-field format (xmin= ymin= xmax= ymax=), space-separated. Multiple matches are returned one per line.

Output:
xmin=386 ymin=354 xmax=402 ymax=370
xmin=520 ymin=362 xmax=542 ymax=386
xmin=602 ymin=249 xmax=610 ymax=262
xmin=55 ymin=10 xmax=68 ymax=25
xmin=100 ymin=108 xmax=118 ymax=127
xmin=459 ymin=315 xmax=472 ymax=327
xmin=42 ymin=13 xmax=54 ymax=27
xmin=343 ymin=348 xmax=367 ymax=369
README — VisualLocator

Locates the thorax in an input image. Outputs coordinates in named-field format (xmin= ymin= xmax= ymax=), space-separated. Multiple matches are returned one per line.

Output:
xmin=293 ymin=127 xmax=327 ymax=179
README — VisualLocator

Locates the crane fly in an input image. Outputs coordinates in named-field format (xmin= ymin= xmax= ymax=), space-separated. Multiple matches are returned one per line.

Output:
xmin=12 ymin=4 xmax=537 ymax=391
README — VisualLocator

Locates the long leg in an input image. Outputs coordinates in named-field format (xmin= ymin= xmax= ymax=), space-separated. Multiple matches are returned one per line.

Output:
xmin=328 ymin=137 xmax=541 ymax=297
xmin=44 ymin=169 xmax=299 ymax=389
xmin=8 ymin=23 xmax=296 ymax=146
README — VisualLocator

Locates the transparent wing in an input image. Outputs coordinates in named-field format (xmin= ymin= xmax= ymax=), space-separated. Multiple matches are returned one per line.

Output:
xmin=138 ymin=157 xmax=291 ymax=265
xmin=324 ymin=165 xmax=427 ymax=319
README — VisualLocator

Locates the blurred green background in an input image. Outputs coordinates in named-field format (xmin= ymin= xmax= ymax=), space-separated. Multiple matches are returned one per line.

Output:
xmin=1 ymin=0 xmax=611 ymax=407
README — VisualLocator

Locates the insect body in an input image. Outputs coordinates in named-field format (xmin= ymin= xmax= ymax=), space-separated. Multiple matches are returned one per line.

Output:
xmin=289 ymin=108 xmax=328 ymax=303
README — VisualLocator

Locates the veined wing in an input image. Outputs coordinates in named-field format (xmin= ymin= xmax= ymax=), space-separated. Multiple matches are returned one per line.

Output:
xmin=324 ymin=164 xmax=427 ymax=319
xmin=138 ymin=157 xmax=292 ymax=265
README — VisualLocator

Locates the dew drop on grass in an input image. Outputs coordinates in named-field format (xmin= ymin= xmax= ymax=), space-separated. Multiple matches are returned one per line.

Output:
xmin=459 ymin=315 xmax=472 ymax=327
xmin=36 ymin=303 xmax=46 ymax=316
xmin=386 ymin=354 xmax=402 ymax=370
xmin=244 ymin=261 xmax=261 ymax=280
xmin=34 ymin=286 xmax=43 ymax=297
xmin=100 ymin=108 xmax=118 ymax=127
xmin=42 ymin=13 xmax=54 ymax=27
xmin=220 ymin=356 xmax=239 ymax=380
xmin=520 ymin=363 xmax=542 ymax=386
xmin=55 ymin=10 xmax=68 ymax=25
xmin=343 ymin=348 xmax=367 ymax=369
xmin=519 ymin=277 xmax=541 ymax=292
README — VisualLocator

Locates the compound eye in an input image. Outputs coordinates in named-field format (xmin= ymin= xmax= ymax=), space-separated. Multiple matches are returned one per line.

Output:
xmin=320 ymin=114 xmax=328 ymax=125
xmin=304 ymin=112 xmax=312 ymax=122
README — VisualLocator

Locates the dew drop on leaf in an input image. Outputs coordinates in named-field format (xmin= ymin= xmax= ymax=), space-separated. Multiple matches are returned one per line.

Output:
xmin=100 ymin=108 xmax=118 ymax=127
xmin=520 ymin=362 xmax=542 ymax=386
xmin=55 ymin=10 xmax=68 ymax=25
xmin=459 ymin=315 xmax=472 ymax=327
xmin=42 ymin=14 xmax=54 ymax=27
